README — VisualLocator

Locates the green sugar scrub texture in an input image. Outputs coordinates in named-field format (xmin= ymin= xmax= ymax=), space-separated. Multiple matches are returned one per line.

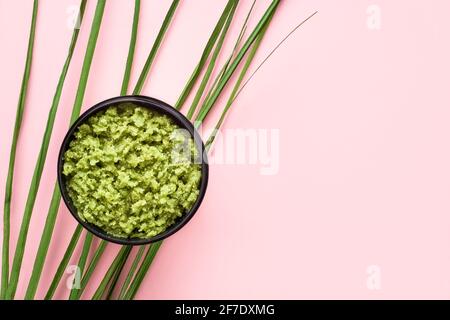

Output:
xmin=62 ymin=103 xmax=202 ymax=239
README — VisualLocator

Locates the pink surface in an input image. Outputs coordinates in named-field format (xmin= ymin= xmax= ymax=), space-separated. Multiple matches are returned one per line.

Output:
xmin=1 ymin=0 xmax=450 ymax=299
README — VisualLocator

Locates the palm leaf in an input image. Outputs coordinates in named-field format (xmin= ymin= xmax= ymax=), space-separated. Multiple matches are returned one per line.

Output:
xmin=121 ymin=0 xmax=141 ymax=95
xmin=195 ymin=0 xmax=281 ymax=124
xmin=24 ymin=0 xmax=88 ymax=299
xmin=68 ymin=232 xmax=93 ymax=299
xmin=132 ymin=0 xmax=179 ymax=94
xmin=44 ymin=225 xmax=83 ymax=299
xmin=23 ymin=0 xmax=107 ymax=299
xmin=174 ymin=0 xmax=235 ymax=110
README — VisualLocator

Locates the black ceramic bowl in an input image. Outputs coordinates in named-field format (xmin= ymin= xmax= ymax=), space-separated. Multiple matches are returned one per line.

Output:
xmin=57 ymin=95 xmax=209 ymax=245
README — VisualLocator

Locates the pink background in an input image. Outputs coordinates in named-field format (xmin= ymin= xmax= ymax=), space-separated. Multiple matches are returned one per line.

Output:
xmin=1 ymin=0 xmax=450 ymax=299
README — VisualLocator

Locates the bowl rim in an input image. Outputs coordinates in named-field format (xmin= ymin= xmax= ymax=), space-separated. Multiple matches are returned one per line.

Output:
xmin=57 ymin=95 xmax=209 ymax=246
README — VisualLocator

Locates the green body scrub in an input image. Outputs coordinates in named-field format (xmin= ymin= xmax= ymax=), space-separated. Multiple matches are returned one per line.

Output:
xmin=62 ymin=103 xmax=201 ymax=239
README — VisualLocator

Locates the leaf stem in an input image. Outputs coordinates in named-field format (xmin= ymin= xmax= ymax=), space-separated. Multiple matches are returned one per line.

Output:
xmin=132 ymin=0 xmax=179 ymax=94
xmin=2 ymin=0 xmax=39 ymax=299
xmin=68 ymin=232 xmax=93 ymax=299
xmin=202 ymin=0 xmax=255 ymax=109
xmin=121 ymin=242 xmax=162 ymax=300
xmin=117 ymin=245 xmax=145 ymax=299
xmin=194 ymin=0 xmax=281 ymax=125
xmin=174 ymin=0 xmax=235 ymax=110
xmin=91 ymin=246 xmax=132 ymax=300
xmin=121 ymin=0 xmax=141 ymax=95
xmin=70 ymin=237 xmax=107 ymax=299
xmin=206 ymin=10 xmax=275 ymax=147
xmin=186 ymin=0 xmax=238 ymax=120
xmin=44 ymin=225 xmax=83 ymax=300
xmin=104 ymin=249 xmax=129 ymax=300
